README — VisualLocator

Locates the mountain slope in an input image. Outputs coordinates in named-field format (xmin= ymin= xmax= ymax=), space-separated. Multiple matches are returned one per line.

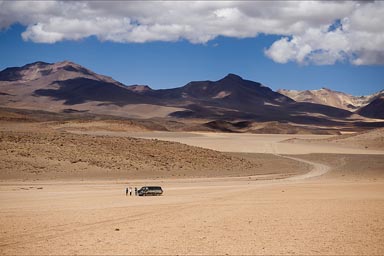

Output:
xmin=158 ymin=75 xmax=353 ymax=122
xmin=357 ymin=96 xmax=384 ymax=119
xmin=278 ymin=88 xmax=380 ymax=111
xmin=0 ymin=61 xmax=122 ymax=84
xmin=34 ymin=77 xmax=153 ymax=105
xmin=0 ymin=60 xmax=127 ymax=100
xmin=151 ymin=73 xmax=296 ymax=118
xmin=0 ymin=61 xmax=182 ymax=118
xmin=164 ymin=74 xmax=293 ymax=105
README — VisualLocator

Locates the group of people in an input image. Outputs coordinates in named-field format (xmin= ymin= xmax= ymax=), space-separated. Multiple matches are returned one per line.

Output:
xmin=125 ymin=187 xmax=138 ymax=196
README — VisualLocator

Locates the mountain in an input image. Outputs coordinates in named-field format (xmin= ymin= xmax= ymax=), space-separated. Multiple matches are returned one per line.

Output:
xmin=278 ymin=88 xmax=384 ymax=121
xmin=357 ymin=96 xmax=384 ymax=119
xmin=0 ymin=60 xmax=146 ymax=105
xmin=278 ymin=88 xmax=383 ymax=112
xmin=1 ymin=61 xmax=382 ymax=131
xmin=161 ymin=73 xmax=292 ymax=104
xmin=152 ymin=74 xmax=354 ymax=123
xmin=0 ymin=61 xmax=121 ymax=84
xmin=0 ymin=61 xmax=181 ymax=118
xmin=151 ymin=73 xmax=297 ymax=119
xmin=278 ymin=88 xmax=369 ymax=111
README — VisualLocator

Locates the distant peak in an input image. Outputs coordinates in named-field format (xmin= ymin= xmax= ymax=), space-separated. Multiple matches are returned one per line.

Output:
xmin=61 ymin=60 xmax=74 ymax=63
xmin=22 ymin=60 xmax=80 ymax=70
xmin=32 ymin=61 xmax=50 ymax=65
xmin=22 ymin=61 xmax=51 ymax=69
xmin=224 ymin=73 xmax=243 ymax=80
xmin=60 ymin=60 xmax=76 ymax=64
xmin=127 ymin=85 xmax=153 ymax=92
xmin=55 ymin=60 xmax=81 ymax=67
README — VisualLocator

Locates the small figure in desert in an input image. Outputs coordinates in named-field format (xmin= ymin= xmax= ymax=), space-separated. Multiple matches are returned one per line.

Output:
xmin=125 ymin=187 xmax=128 ymax=196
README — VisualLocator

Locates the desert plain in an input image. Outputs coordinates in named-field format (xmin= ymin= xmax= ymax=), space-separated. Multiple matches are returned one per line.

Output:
xmin=0 ymin=120 xmax=384 ymax=255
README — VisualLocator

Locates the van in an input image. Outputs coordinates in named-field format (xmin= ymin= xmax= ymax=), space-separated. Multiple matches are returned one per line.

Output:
xmin=138 ymin=186 xmax=163 ymax=196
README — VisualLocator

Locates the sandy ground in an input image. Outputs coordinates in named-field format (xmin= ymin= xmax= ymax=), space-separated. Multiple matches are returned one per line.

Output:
xmin=0 ymin=126 xmax=309 ymax=181
xmin=1 ymin=126 xmax=384 ymax=255
xmin=72 ymin=130 xmax=384 ymax=155
xmin=1 ymin=167 xmax=383 ymax=255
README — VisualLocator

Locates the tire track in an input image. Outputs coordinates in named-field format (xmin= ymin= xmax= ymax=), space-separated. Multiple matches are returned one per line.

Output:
xmin=277 ymin=154 xmax=331 ymax=181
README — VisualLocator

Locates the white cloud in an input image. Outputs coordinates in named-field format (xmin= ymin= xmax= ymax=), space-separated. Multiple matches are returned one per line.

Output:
xmin=265 ymin=3 xmax=384 ymax=66
xmin=0 ymin=0 xmax=383 ymax=65
xmin=265 ymin=26 xmax=351 ymax=65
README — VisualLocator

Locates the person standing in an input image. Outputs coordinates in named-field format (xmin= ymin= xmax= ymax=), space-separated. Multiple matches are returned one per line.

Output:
xmin=125 ymin=187 xmax=128 ymax=196
xmin=129 ymin=187 xmax=132 ymax=196
xmin=135 ymin=187 xmax=138 ymax=196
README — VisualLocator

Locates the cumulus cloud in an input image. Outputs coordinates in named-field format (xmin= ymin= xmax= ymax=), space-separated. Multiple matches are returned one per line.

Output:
xmin=264 ymin=3 xmax=384 ymax=66
xmin=0 ymin=0 xmax=383 ymax=65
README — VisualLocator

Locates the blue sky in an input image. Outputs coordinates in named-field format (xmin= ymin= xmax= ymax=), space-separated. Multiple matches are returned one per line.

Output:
xmin=1 ymin=1 xmax=383 ymax=96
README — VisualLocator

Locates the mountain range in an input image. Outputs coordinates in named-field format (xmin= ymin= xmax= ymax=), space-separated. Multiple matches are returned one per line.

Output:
xmin=0 ymin=61 xmax=383 ymax=132
xmin=278 ymin=88 xmax=383 ymax=116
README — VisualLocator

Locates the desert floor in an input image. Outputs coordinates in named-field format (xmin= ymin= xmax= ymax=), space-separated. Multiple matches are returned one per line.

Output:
xmin=1 ymin=128 xmax=384 ymax=255
xmin=73 ymin=130 xmax=384 ymax=154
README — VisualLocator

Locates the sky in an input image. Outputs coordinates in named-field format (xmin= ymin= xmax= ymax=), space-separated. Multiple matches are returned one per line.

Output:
xmin=0 ymin=1 xmax=383 ymax=96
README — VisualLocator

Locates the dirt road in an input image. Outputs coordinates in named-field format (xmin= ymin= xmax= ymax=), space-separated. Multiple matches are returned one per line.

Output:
xmin=279 ymin=155 xmax=331 ymax=181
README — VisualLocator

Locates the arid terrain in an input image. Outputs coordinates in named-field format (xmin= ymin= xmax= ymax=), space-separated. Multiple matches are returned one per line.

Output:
xmin=0 ymin=119 xmax=384 ymax=255
xmin=1 ymin=2 xmax=384 ymax=255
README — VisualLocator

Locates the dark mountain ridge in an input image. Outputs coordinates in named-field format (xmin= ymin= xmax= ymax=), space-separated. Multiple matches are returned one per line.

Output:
xmin=34 ymin=77 xmax=154 ymax=106
xmin=158 ymin=73 xmax=293 ymax=104
xmin=357 ymin=96 xmax=384 ymax=119
xmin=0 ymin=61 xmax=382 ymax=126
